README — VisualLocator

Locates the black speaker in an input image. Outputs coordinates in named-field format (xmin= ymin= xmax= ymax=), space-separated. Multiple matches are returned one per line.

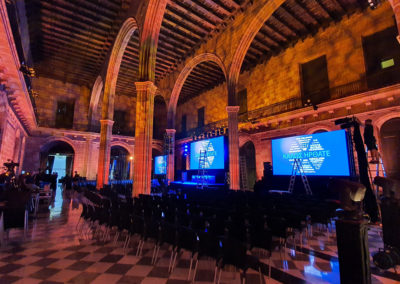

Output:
xmin=336 ymin=219 xmax=371 ymax=284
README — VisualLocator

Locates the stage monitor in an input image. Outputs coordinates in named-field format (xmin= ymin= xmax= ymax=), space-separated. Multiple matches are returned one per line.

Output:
xmin=272 ymin=130 xmax=350 ymax=176
xmin=154 ymin=155 xmax=167 ymax=175
xmin=190 ymin=136 xmax=225 ymax=170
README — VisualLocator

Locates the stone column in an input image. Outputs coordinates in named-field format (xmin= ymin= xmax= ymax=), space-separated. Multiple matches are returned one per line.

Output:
xmin=166 ymin=129 xmax=176 ymax=183
xmin=83 ymin=135 xmax=95 ymax=178
xmin=133 ymin=81 xmax=157 ymax=196
xmin=97 ymin=119 xmax=114 ymax=189
xmin=227 ymin=106 xmax=240 ymax=190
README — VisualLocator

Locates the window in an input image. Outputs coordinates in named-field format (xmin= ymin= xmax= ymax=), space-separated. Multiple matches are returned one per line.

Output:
xmin=55 ymin=101 xmax=74 ymax=129
xmin=181 ymin=115 xmax=187 ymax=133
xmin=238 ymin=88 xmax=248 ymax=115
xmin=300 ymin=55 xmax=330 ymax=105
xmin=197 ymin=107 xmax=205 ymax=128
xmin=113 ymin=110 xmax=127 ymax=134
xmin=362 ymin=26 xmax=400 ymax=88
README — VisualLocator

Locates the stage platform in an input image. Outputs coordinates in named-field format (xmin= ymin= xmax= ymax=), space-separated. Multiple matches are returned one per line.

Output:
xmin=170 ymin=181 xmax=226 ymax=190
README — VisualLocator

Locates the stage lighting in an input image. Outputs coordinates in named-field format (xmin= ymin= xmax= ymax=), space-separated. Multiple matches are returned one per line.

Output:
xmin=330 ymin=179 xmax=366 ymax=213
xmin=374 ymin=176 xmax=400 ymax=199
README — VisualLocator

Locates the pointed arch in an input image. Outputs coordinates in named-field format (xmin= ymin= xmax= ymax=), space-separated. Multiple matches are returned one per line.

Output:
xmin=138 ymin=0 xmax=168 ymax=82
xmin=102 ymin=18 xmax=139 ymax=120
xmin=88 ymin=76 xmax=103 ymax=127
xmin=167 ymin=53 xmax=228 ymax=129
xmin=228 ymin=0 xmax=285 ymax=106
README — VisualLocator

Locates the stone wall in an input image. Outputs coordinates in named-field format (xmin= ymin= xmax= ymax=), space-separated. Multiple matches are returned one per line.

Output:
xmin=33 ymin=76 xmax=91 ymax=130
xmin=33 ymin=76 xmax=137 ymax=133
xmin=0 ymin=93 xmax=28 ymax=174
xmin=175 ymin=3 xmax=396 ymax=132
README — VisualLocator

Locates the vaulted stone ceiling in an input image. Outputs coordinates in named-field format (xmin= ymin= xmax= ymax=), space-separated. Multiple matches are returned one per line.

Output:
xmin=24 ymin=0 xmax=369 ymax=100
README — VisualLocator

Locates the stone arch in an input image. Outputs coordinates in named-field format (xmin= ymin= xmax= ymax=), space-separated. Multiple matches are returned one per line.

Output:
xmin=110 ymin=141 xmax=133 ymax=156
xmin=102 ymin=18 xmax=139 ymax=120
xmin=379 ymin=116 xmax=400 ymax=178
xmin=228 ymin=0 xmax=286 ymax=106
xmin=138 ymin=0 xmax=169 ymax=82
xmin=88 ymin=76 xmax=103 ymax=127
xmin=239 ymin=132 xmax=254 ymax=148
xmin=40 ymin=137 xmax=77 ymax=154
xmin=167 ymin=53 xmax=228 ymax=129
xmin=306 ymin=126 xmax=333 ymax=135
xmin=388 ymin=0 xmax=400 ymax=40
xmin=40 ymin=138 xmax=76 ymax=176
xmin=374 ymin=112 xmax=400 ymax=131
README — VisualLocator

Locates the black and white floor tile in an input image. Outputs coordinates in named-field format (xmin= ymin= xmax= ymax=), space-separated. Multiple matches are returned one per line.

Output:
xmin=0 ymin=188 xmax=398 ymax=284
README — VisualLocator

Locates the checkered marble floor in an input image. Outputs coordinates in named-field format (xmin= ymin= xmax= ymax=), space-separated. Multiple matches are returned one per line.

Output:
xmin=0 ymin=189 xmax=399 ymax=284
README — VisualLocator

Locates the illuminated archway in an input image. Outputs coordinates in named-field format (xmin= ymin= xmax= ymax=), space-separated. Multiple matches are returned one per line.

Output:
xmin=228 ymin=0 xmax=285 ymax=105
xmin=167 ymin=53 xmax=228 ymax=129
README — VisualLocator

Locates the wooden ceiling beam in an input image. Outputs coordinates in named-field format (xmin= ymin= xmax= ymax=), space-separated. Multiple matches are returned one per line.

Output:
xmin=167 ymin=1 xmax=216 ymax=30
xmin=221 ymin=0 xmax=240 ymax=10
xmin=280 ymin=4 xmax=313 ymax=34
xmin=293 ymin=0 xmax=322 ymax=25
xmin=41 ymin=23 xmax=105 ymax=47
xmin=40 ymin=10 xmax=109 ymax=38
xmin=41 ymin=34 xmax=103 ymax=55
xmin=258 ymin=26 xmax=285 ymax=45
xmin=158 ymin=32 xmax=192 ymax=52
xmin=191 ymin=0 xmax=229 ymax=19
xmin=199 ymin=0 xmax=232 ymax=16
xmin=41 ymin=45 xmax=99 ymax=65
xmin=160 ymin=22 xmax=200 ymax=44
xmin=314 ymin=0 xmax=338 ymax=20
xmin=164 ymin=9 xmax=209 ymax=36
xmin=41 ymin=1 xmax=112 ymax=30
xmin=40 ymin=15 xmax=108 ymax=41
xmin=177 ymin=0 xmax=223 ymax=24
xmin=263 ymin=22 xmax=290 ymax=42
xmin=271 ymin=12 xmax=302 ymax=37
xmin=162 ymin=16 xmax=205 ymax=40
xmin=251 ymin=37 xmax=273 ymax=52
xmin=332 ymin=0 xmax=348 ymax=13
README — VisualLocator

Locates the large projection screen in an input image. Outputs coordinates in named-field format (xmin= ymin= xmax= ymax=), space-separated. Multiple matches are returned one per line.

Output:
xmin=190 ymin=136 xmax=225 ymax=170
xmin=154 ymin=155 xmax=167 ymax=175
xmin=272 ymin=130 xmax=350 ymax=176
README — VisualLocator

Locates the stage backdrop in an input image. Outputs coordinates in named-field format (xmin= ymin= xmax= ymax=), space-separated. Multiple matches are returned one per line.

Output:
xmin=272 ymin=130 xmax=350 ymax=176
xmin=190 ymin=136 xmax=225 ymax=170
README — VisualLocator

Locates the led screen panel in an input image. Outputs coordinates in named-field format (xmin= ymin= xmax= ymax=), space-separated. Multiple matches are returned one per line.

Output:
xmin=190 ymin=136 xmax=225 ymax=170
xmin=272 ymin=130 xmax=350 ymax=176
xmin=154 ymin=155 xmax=167 ymax=175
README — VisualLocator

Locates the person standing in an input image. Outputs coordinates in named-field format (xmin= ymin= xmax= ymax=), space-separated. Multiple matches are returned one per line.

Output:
xmin=363 ymin=119 xmax=379 ymax=164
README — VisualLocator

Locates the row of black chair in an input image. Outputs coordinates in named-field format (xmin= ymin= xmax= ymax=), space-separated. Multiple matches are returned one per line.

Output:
xmin=77 ymin=188 xmax=339 ymax=283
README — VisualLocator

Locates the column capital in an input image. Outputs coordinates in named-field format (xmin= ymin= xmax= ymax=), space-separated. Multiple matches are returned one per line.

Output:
xmin=100 ymin=119 xmax=114 ymax=126
xmin=166 ymin=129 xmax=176 ymax=135
xmin=226 ymin=106 xmax=240 ymax=113
xmin=135 ymin=81 xmax=157 ymax=94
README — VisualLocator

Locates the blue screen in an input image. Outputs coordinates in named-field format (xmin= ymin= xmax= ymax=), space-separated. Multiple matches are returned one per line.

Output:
xmin=272 ymin=130 xmax=350 ymax=176
xmin=190 ymin=136 xmax=225 ymax=170
xmin=154 ymin=155 xmax=167 ymax=175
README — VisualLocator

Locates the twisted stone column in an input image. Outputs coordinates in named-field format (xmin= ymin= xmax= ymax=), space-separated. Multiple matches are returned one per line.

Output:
xmin=166 ymin=129 xmax=176 ymax=183
xmin=133 ymin=81 xmax=156 ymax=196
xmin=227 ymin=106 xmax=240 ymax=190
xmin=97 ymin=119 xmax=114 ymax=189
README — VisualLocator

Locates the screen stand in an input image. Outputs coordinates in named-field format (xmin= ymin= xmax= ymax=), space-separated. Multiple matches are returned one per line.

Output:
xmin=336 ymin=217 xmax=371 ymax=284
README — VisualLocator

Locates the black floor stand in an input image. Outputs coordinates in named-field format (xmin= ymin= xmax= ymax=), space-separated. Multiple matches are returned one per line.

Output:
xmin=336 ymin=218 xmax=371 ymax=284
